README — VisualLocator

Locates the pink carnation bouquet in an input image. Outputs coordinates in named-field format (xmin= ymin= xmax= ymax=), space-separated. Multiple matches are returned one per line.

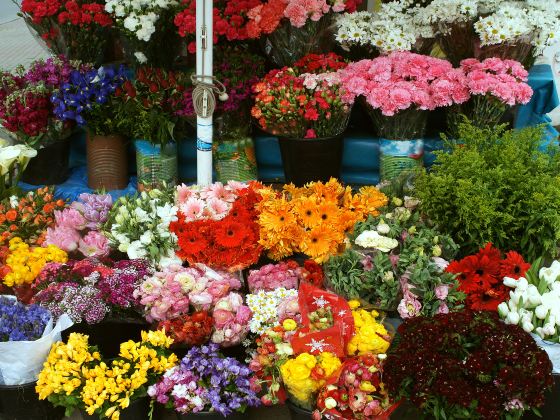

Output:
xmin=211 ymin=292 xmax=252 ymax=347
xmin=339 ymin=51 xmax=470 ymax=139
xmin=448 ymin=57 xmax=533 ymax=136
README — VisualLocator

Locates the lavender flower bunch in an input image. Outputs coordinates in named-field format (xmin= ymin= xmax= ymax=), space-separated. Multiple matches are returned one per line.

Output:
xmin=148 ymin=343 xmax=260 ymax=416
xmin=0 ymin=297 xmax=50 ymax=342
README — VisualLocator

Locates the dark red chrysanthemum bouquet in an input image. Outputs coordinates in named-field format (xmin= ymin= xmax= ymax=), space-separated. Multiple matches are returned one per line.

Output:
xmin=19 ymin=0 xmax=113 ymax=64
xmin=446 ymin=243 xmax=531 ymax=311
xmin=170 ymin=182 xmax=263 ymax=271
xmin=384 ymin=310 xmax=554 ymax=420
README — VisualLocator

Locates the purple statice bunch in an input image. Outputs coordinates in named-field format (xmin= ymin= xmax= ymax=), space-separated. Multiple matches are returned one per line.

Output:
xmin=0 ymin=296 xmax=51 ymax=342
xmin=51 ymin=64 xmax=128 ymax=126
xmin=71 ymin=192 xmax=113 ymax=229
xmin=148 ymin=343 xmax=260 ymax=416
xmin=97 ymin=259 xmax=152 ymax=308
xmin=22 ymin=56 xmax=89 ymax=90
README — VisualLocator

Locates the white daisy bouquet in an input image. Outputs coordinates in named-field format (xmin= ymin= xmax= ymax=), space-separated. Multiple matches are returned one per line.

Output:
xmin=103 ymin=188 xmax=180 ymax=267
xmin=247 ymin=288 xmax=299 ymax=335
xmin=104 ymin=0 xmax=181 ymax=67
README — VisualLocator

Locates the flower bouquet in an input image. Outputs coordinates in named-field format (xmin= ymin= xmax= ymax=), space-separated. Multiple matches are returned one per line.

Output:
xmin=0 ymin=142 xmax=37 ymax=200
xmin=447 ymin=243 xmax=531 ymax=312
xmin=346 ymin=301 xmax=391 ymax=357
xmin=339 ymin=51 xmax=469 ymax=180
xmin=104 ymin=189 xmax=179 ymax=267
xmin=170 ymin=182 xmax=263 ymax=271
xmin=246 ymin=0 xmax=362 ymax=66
xmin=44 ymin=192 xmax=112 ymax=258
xmin=324 ymin=197 xmax=464 ymax=315
xmin=51 ymin=64 xmax=130 ymax=190
xmin=105 ymin=0 xmax=181 ymax=67
xmin=384 ymin=310 xmax=554 ymax=419
xmin=256 ymin=179 xmax=387 ymax=263
xmin=247 ymin=288 xmax=299 ymax=335
xmin=36 ymin=330 xmax=178 ymax=418
xmin=447 ymin=58 xmax=533 ymax=137
xmin=0 ymin=187 xmax=65 ymax=247
xmin=158 ymin=311 xmax=214 ymax=348
xmin=119 ymin=67 xmax=187 ymax=190
xmin=148 ymin=343 xmax=260 ymax=417
xmin=0 ymin=296 xmax=72 ymax=386
xmin=247 ymin=259 xmax=323 ymax=292
xmin=18 ymin=0 xmax=113 ymax=65
xmin=251 ymin=56 xmax=352 ymax=184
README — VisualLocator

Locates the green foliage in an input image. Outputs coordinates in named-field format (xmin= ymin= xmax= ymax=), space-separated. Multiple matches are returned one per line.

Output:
xmin=415 ymin=121 xmax=560 ymax=261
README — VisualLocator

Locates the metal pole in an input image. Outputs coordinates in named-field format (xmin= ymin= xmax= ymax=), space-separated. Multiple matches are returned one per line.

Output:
xmin=196 ymin=0 xmax=213 ymax=186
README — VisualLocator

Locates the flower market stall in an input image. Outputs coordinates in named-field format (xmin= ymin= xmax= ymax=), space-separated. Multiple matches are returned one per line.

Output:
xmin=1 ymin=0 xmax=560 ymax=420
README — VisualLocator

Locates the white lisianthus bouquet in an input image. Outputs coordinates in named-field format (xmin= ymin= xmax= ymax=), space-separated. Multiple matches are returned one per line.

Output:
xmin=103 ymin=188 xmax=181 ymax=267
xmin=499 ymin=260 xmax=560 ymax=343
xmin=105 ymin=0 xmax=181 ymax=67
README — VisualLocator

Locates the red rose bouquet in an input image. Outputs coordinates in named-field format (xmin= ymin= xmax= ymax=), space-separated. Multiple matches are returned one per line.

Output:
xmin=158 ymin=311 xmax=214 ymax=347
xmin=19 ymin=0 xmax=113 ymax=64
xmin=384 ymin=310 xmax=554 ymax=420
xmin=446 ymin=243 xmax=530 ymax=311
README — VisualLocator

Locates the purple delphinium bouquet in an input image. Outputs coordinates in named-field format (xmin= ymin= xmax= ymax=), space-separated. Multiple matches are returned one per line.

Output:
xmin=148 ymin=343 xmax=260 ymax=416
xmin=0 ymin=296 xmax=50 ymax=341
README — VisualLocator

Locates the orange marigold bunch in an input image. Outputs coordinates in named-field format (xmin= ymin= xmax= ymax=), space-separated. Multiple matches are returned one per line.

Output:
xmin=255 ymin=179 xmax=387 ymax=263
xmin=0 ymin=187 xmax=65 ymax=247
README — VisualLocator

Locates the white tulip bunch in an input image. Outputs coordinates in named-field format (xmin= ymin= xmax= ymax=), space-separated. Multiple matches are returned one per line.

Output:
xmin=498 ymin=261 xmax=560 ymax=342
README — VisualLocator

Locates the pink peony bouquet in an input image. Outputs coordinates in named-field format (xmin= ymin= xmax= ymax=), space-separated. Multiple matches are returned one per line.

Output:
xmin=211 ymin=292 xmax=252 ymax=347
xmin=44 ymin=193 xmax=112 ymax=258
xmin=135 ymin=264 xmax=242 ymax=323
xmin=175 ymin=181 xmax=248 ymax=222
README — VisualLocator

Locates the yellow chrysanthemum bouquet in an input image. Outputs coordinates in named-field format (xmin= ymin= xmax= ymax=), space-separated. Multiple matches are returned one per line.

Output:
xmin=256 ymin=179 xmax=388 ymax=263
xmin=36 ymin=330 xmax=178 ymax=419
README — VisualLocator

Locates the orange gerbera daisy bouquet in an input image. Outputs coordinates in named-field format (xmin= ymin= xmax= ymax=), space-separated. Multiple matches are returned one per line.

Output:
xmin=256 ymin=179 xmax=388 ymax=263
xmin=0 ymin=187 xmax=65 ymax=247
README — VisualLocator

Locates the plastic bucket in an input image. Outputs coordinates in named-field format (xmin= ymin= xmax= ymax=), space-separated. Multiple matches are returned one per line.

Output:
xmin=21 ymin=138 xmax=70 ymax=185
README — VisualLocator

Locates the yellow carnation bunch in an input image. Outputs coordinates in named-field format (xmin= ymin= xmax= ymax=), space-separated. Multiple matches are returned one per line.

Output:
xmin=280 ymin=352 xmax=341 ymax=409
xmin=347 ymin=302 xmax=391 ymax=356
xmin=3 ymin=237 xmax=67 ymax=287
xmin=256 ymin=179 xmax=387 ymax=263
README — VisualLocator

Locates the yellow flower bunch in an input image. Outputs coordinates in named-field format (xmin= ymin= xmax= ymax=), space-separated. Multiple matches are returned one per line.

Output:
xmin=36 ymin=330 xmax=177 ymax=420
xmin=256 ymin=179 xmax=387 ymax=263
xmin=347 ymin=301 xmax=391 ymax=356
xmin=280 ymin=352 xmax=341 ymax=409
xmin=2 ymin=237 xmax=67 ymax=287
xmin=36 ymin=333 xmax=100 ymax=401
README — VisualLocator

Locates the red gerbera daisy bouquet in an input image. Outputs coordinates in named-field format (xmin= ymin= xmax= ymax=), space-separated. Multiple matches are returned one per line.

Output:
xmin=446 ymin=243 xmax=531 ymax=311
xmin=170 ymin=182 xmax=263 ymax=271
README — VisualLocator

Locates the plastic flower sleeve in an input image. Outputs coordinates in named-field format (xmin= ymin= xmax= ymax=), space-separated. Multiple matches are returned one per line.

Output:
xmin=532 ymin=334 xmax=560 ymax=374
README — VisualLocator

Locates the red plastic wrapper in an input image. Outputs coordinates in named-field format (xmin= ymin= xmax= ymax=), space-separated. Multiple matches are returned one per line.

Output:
xmin=291 ymin=283 xmax=354 ymax=357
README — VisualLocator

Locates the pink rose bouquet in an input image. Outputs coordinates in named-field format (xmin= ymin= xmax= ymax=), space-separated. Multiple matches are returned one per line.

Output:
xmin=211 ymin=292 xmax=252 ymax=347
xmin=247 ymin=260 xmax=304 ymax=292
xmin=447 ymin=57 xmax=533 ymax=136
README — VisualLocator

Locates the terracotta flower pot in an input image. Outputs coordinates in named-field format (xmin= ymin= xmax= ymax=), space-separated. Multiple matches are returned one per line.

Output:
xmin=86 ymin=134 xmax=128 ymax=190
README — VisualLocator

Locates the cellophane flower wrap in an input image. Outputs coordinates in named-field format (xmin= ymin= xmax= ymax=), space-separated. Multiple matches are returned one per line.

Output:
xmin=148 ymin=343 xmax=260 ymax=416
xmin=384 ymin=310 xmax=554 ymax=420
xmin=0 ymin=296 xmax=73 ymax=386
xmin=325 ymin=196 xmax=464 ymax=316
xmin=105 ymin=0 xmax=181 ymax=67
xmin=19 ymin=0 xmax=113 ymax=64
xmin=447 ymin=243 xmax=530 ymax=312
xmin=256 ymin=179 xmax=388 ymax=263
xmin=32 ymin=258 xmax=152 ymax=324
xmin=447 ymin=57 xmax=533 ymax=137
xmin=36 ymin=330 xmax=178 ymax=418
xmin=314 ymin=353 xmax=398 ymax=420
xmin=170 ymin=182 xmax=263 ymax=271
xmin=246 ymin=0 xmax=362 ymax=66
xmin=51 ymin=64 xmax=129 ymax=136
xmin=339 ymin=51 xmax=469 ymax=139
xmin=0 ymin=142 xmax=37 ymax=200
xmin=44 ymin=192 xmax=112 ymax=258
xmin=252 ymin=54 xmax=352 ymax=139
xmin=0 ymin=56 xmax=86 ymax=147
xmin=104 ymin=189 xmax=180 ymax=267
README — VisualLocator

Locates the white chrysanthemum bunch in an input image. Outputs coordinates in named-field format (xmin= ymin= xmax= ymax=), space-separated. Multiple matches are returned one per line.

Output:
xmin=415 ymin=0 xmax=480 ymax=27
xmin=474 ymin=4 xmax=531 ymax=46
xmin=246 ymin=288 xmax=298 ymax=335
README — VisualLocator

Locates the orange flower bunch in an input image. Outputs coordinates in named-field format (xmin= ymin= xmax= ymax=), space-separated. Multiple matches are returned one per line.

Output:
xmin=0 ymin=187 xmax=65 ymax=247
xmin=255 ymin=179 xmax=388 ymax=263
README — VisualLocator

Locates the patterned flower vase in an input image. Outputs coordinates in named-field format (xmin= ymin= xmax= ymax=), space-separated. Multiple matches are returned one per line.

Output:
xmin=379 ymin=139 xmax=424 ymax=181
xmin=135 ymin=140 xmax=178 ymax=191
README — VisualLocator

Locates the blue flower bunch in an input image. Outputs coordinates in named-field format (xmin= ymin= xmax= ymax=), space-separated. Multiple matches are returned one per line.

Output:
xmin=0 ymin=296 xmax=50 ymax=342
xmin=148 ymin=343 xmax=260 ymax=416
xmin=51 ymin=65 xmax=129 ymax=134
